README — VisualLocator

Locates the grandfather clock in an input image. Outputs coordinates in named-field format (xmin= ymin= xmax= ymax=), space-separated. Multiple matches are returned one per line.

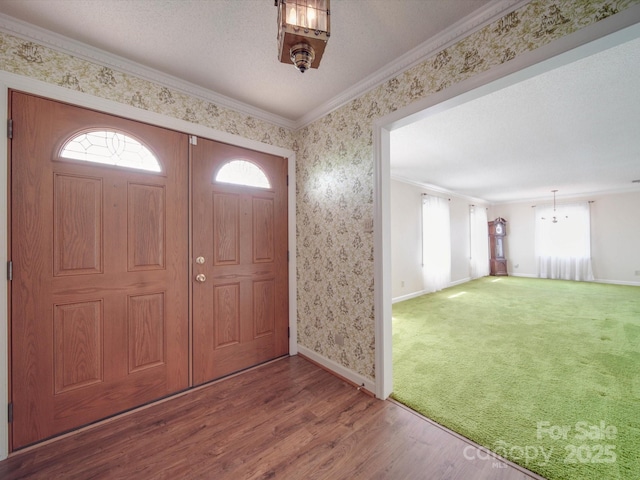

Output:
xmin=488 ymin=217 xmax=508 ymax=276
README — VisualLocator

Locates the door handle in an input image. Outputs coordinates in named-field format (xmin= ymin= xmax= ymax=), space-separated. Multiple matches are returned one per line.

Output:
xmin=195 ymin=274 xmax=206 ymax=283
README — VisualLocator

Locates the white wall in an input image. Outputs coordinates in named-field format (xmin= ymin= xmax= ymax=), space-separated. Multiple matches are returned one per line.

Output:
xmin=390 ymin=180 xmax=424 ymax=299
xmin=589 ymin=191 xmax=640 ymax=284
xmin=392 ymin=187 xmax=640 ymax=295
xmin=490 ymin=190 xmax=640 ymax=284
xmin=390 ymin=179 xmax=485 ymax=300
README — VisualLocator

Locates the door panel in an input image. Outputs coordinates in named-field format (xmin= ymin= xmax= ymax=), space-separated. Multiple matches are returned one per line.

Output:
xmin=54 ymin=300 xmax=103 ymax=393
xmin=192 ymin=139 xmax=288 ymax=385
xmin=10 ymin=92 xmax=189 ymax=449
xmin=213 ymin=192 xmax=240 ymax=265
xmin=53 ymin=174 xmax=103 ymax=275
xmin=128 ymin=183 xmax=166 ymax=270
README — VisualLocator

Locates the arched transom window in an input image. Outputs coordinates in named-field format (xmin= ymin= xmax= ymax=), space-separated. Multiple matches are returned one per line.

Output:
xmin=215 ymin=159 xmax=271 ymax=189
xmin=60 ymin=130 xmax=162 ymax=173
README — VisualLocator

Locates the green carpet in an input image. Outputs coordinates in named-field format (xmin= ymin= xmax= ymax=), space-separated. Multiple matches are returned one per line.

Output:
xmin=392 ymin=276 xmax=640 ymax=480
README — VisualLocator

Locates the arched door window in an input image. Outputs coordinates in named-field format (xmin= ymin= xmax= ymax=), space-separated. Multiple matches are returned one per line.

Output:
xmin=214 ymin=159 xmax=271 ymax=189
xmin=59 ymin=130 xmax=162 ymax=173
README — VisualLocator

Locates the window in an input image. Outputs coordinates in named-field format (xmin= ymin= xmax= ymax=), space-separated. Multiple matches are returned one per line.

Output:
xmin=60 ymin=130 xmax=162 ymax=172
xmin=535 ymin=202 xmax=593 ymax=281
xmin=422 ymin=194 xmax=451 ymax=293
xmin=215 ymin=160 xmax=271 ymax=189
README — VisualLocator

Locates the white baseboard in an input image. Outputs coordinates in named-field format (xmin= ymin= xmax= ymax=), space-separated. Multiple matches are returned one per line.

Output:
xmin=511 ymin=272 xmax=640 ymax=286
xmin=392 ymin=290 xmax=428 ymax=304
xmin=391 ymin=277 xmax=472 ymax=304
xmin=392 ymin=277 xmax=474 ymax=304
xmin=593 ymin=278 xmax=640 ymax=287
xmin=296 ymin=345 xmax=376 ymax=395
xmin=450 ymin=277 xmax=472 ymax=287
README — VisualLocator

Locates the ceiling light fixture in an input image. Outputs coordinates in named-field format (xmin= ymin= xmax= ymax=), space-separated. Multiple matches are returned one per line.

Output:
xmin=275 ymin=0 xmax=330 ymax=73
xmin=541 ymin=189 xmax=567 ymax=223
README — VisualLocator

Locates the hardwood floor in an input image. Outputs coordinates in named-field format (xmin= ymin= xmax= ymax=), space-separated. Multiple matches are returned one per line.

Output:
xmin=0 ymin=356 xmax=544 ymax=479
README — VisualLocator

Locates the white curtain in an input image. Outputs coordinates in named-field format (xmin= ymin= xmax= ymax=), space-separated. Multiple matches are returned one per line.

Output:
xmin=535 ymin=202 xmax=594 ymax=281
xmin=469 ymin=206 xmax=490 ymax=279
xmin=422 ymin=195 xmax=451 ymax=292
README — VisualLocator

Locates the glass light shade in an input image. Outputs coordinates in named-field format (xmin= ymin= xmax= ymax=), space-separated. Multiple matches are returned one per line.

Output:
xmin=276 ymin=0 xmax=330 ymax=71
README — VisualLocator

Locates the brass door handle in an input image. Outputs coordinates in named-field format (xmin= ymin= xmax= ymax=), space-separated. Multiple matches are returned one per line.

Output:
xmin=195 ymin=274 xmax=206 ymax=283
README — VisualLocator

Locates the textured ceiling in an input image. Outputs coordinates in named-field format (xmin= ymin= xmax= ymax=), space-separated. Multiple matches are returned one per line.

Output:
xmin=0 ymin=0 xmax=492 ymax=121
xmin=390 ymin=28 xmax=640 ymax=203
xmin=1 ymin=1 xmax=638 ymax=203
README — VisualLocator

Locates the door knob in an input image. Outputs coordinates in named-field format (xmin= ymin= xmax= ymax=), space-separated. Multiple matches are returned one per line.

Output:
xmin=195 ymin=274 xmax=206 ymax=283
xmin=195 ymin=256 xmax=205 ymax=264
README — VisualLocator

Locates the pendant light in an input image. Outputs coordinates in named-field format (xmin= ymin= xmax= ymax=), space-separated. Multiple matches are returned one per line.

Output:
xmin=275 ymin=0 xmax=330 ymax=73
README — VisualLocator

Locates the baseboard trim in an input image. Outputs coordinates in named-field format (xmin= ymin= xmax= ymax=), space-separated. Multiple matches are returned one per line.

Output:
xmin=392 ymin=290 xmax=428 ymax=304
xmin=392 ymin=277 xmax=475 ymax=303
xmin=390 ymin=275 xmax=640 ymax=303
xmin=450 ymin=277 xmax=471 ymax=287
xmin=296 ymin=345 xmax=376 ymax=396
xmin=594 ymin=278 xmax=640 ymax=287
xmin=511 ymin=273 xmax=640 ymax=286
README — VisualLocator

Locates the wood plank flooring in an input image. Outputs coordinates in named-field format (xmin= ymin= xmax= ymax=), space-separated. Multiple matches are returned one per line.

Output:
xmin=0 ymin=356 xmax=544 ymax=479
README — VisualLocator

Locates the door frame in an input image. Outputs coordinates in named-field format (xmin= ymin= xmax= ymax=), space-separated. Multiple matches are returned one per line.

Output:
xmin=372 ymin=12 xmax=640 ymax=400
xmin=0 ymin=72 xmax=297 ymax=459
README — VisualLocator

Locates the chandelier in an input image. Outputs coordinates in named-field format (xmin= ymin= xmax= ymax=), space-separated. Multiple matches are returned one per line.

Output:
xmin=275 ymin=0 xmax=330 ymax=73
xmin=541 ymin=189 xmax=567 ymax=223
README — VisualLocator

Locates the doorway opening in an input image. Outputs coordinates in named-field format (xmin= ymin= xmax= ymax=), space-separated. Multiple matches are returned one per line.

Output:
xmin=374 ymin=16 xmax=640 ymax=399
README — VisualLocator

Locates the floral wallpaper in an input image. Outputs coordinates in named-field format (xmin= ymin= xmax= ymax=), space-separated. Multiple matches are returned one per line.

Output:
xmin=0 ymin=0 xmax=638 ymax=384
xmin=0 ymin=33 xmax=294 ymax=149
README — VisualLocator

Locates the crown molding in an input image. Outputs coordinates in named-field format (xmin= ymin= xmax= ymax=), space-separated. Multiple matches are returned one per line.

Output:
xmin=391 ymin=175 xmax=640 ymax=211
xmin=391 ymin=175 xmax=490 ymax=205
xmin=0 ymin=0 xmax=528 ymax=131
xmin=296 ymin=0 xmax=530 ymax=128
xmin=0 ymin=13 xmax=297 ymax=130
xmin=392 ymin=175 xmax=640 ymax=206
xmin=490 ymin=186 xmax=640 ymax=206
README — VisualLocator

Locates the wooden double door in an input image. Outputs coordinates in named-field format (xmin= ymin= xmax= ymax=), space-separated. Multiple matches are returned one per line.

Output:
xmin=9 ymin=92 xmax=288 ymax=449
